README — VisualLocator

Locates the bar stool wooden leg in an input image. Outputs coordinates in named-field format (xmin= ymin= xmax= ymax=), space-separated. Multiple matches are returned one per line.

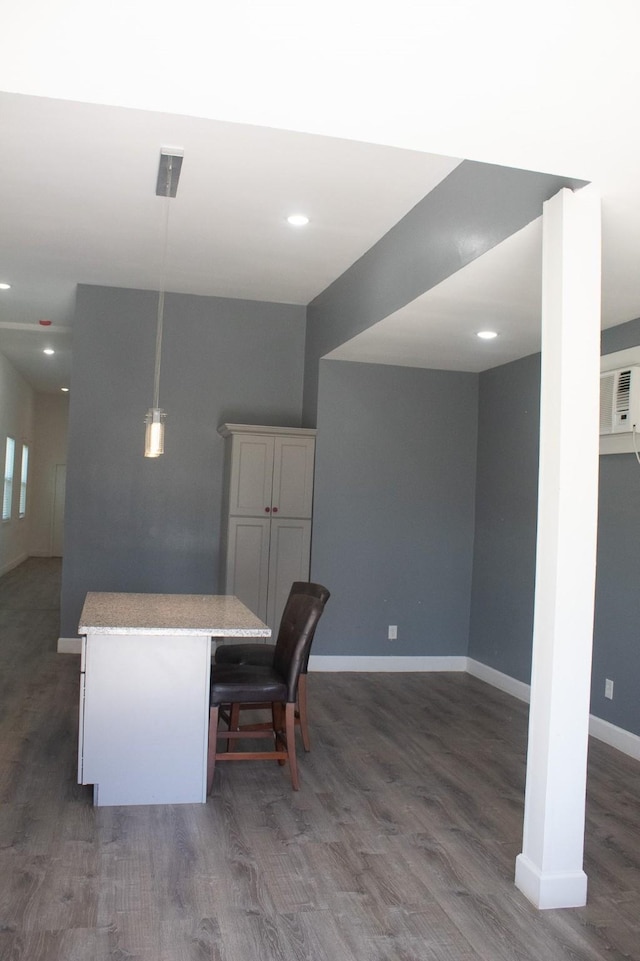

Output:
xmin=285 ymin=702 xmax=299 ymax=790
xmin=207 ymin=705 xmax=220 ymax=795
xmin=297 ymin=673 xmax=311 ymax=751
xmin=227 ymin=702 xmax=240 ymax=751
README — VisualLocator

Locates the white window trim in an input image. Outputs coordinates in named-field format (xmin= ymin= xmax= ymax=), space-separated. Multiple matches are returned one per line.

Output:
xmin=19 ymin=443 xmax=29 ymax=519
xmin=3 ymin=436 xmax=15 ymax=522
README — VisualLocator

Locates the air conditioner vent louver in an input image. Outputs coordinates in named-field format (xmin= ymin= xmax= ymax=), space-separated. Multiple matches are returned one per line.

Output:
xmin=616 ymin=370 xmax=631 ymax=411
xmin=600 ymin=366 xmax=640 ymax=435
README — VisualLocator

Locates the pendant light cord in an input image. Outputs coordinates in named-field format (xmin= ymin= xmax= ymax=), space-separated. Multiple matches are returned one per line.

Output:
xmin=153 ymin=164 xmax=173 ymax=410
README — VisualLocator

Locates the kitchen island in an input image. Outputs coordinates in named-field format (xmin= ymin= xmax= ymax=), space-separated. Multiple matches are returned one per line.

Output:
xmin=77 ymin=592 xmax=271 ymax=806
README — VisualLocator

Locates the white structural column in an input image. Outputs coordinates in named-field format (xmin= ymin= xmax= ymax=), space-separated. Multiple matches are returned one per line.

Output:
xmin=515 ymin=185 xmax=601 ymax=910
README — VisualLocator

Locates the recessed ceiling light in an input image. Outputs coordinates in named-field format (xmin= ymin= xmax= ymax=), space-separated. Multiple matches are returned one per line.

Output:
xmin=43 ymin=348 xmax=55 ymax=355
xmin=61 ymin=387 xmax=69 ymax=392
xmin=287 ymin=214 xmax=309 ymax=227
xmin=477 ymin=330 xmax=498 ymax=340
xmin=0 ymin=283 xmax=10 ymax=291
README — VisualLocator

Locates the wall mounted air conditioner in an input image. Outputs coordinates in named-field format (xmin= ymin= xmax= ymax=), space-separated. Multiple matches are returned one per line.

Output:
xmin=600 ymin=366 xmax=640 ymax=435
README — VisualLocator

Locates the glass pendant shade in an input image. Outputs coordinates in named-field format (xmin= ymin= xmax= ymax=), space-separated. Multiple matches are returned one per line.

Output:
xmin=144 ymin=408 xmax=166 ymax=458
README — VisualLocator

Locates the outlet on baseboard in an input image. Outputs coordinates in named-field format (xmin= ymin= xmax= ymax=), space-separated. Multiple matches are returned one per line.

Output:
xmin=388 ymin=625 xmax=398 ymax=640
xmin=605 ymin=678 xmax=614 ymax=700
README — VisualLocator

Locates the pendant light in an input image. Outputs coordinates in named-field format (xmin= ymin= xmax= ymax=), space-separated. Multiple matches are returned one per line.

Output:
xmin=144 ymin=146 xmax=184 ymax=457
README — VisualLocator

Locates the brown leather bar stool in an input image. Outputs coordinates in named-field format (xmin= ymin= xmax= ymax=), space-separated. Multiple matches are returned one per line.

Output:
xmin=207 ymin=591 xmax=327 ymax=791
xmin=214 ymin=582 xmax=330 ymax=751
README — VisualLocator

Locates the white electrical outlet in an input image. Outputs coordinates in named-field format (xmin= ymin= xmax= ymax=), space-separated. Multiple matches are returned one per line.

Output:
xmin=388 ymin=625 xmax=398 ymax=640
xmin=605 ymin=678 xmax=614 ymax=700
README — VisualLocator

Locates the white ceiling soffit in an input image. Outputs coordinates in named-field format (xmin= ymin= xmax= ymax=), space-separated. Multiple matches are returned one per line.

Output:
xmin=327 ymin=219 xmax=545 ymax=372
xmin=328 ymin=208 xmax=637 ymax=373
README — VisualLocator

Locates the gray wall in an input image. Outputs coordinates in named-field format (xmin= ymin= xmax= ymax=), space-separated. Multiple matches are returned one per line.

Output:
xmin=310 ymin=359 xmax=478 ymax=656
xmin=468 ymin=331 xmax=640 ymax=737
xmin=591 ymin=317 xmax=640 ymax=733
xmin=592 ymin=454 xmax=640 ymax=733
xmin=61 ymin=284 xmax=306 ymax=638
xmin=468 ymin=353 xmax=541 ymax=681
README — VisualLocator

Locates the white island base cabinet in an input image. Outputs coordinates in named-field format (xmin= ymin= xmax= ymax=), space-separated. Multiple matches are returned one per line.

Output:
xmin=79 ymin=632 xmax=211 ymax=806
xmin=77 ymin=591 xmax=271 ymax=807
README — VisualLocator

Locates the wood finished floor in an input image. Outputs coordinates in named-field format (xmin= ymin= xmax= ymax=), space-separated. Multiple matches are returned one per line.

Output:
xmin=0 ymin=559 xmax=639 ymax=960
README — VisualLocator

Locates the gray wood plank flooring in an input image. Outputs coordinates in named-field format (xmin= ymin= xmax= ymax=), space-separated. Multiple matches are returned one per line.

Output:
xmin=0 ymin=558 xmax=639 ymax=960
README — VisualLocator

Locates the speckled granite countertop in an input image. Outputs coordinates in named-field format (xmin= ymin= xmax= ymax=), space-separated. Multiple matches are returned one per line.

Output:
xmin=78 ymin=592 xmax=271 ymax=637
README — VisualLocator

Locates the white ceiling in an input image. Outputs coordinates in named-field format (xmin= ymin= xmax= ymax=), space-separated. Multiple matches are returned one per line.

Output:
xmin=1 ymin=0 xmax=640 ymax=391
xmin=0 ymin=94 xmax=461 ymax=391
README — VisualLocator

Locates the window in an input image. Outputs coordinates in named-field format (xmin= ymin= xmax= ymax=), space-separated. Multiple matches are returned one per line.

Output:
xmin=3 ymin=437 xmax=15 ymax=521
xmin=19 ymin=444 xmax=29 ymax=518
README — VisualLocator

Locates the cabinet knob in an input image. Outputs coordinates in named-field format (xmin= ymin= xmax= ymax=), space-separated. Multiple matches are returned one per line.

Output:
xmin=272 ymin=507 xmax=279 ymax=513
xmin=265 ymin=506 xmax=271 ymax=513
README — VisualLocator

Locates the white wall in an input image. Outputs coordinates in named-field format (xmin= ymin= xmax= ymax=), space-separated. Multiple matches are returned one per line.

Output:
xmin=0 ymin=350 xmax=35 ymax=575
xmin=29 ymin=393 xmax=69 ymax=557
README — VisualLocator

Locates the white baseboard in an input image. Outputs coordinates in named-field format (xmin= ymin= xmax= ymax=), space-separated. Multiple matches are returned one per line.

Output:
xmin=0 ymin=552 xmax=29 ymax=578
xmin=466 ymin=658 xmax=531 ymax=703
xmin=58 ymin=637 xmax=81 ymax=654
xmin=515 ymin=853 xmax=587 ymax=910
xmin=589 ymin=714 xmax=640 ymax=761
xmin=308 ymin=655 xmax=467 ymax=672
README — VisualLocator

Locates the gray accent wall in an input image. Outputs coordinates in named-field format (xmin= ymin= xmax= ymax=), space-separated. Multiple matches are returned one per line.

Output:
xmin=600 ymin=315 xmax=640 ymax=355
xmin=592 ymin=454 xmax=640 ymax=734
xmin=303 ymin=160 xmax=586 ymax=425
xmin=468 ymin=331 xmax=640 ymax=737
xmin=468 ymin=353 xmax=541 ymax=682
xmin=61 ymin=284 xmax=306 ymax=638
xmin=591 ymin=318 xmax=640 ymax=735
xmin=310 ymin=359 xmax=478 ymax=656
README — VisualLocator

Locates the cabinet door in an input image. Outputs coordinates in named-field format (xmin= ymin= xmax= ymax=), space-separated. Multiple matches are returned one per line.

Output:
xmin=225 ymin=516 xmax=271 ymax=621
xmin=81 ymin=633 xmax=211 ymax=805
xmin=228 ymin=434 xmax=275 ymax=516
xmin=271 ymin=436 xmax=315 ymax=518
xmin=266 ymin=518 xmax=312 ymax=630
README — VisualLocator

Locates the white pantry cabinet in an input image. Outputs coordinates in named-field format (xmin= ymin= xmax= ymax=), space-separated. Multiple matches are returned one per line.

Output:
xmin=218 ymin=424 xmax=316 ymax=630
